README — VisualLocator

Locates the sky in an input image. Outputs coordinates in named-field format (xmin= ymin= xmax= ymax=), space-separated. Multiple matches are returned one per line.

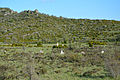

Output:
xmin=0 ymin=0 xmax=120 ymax=21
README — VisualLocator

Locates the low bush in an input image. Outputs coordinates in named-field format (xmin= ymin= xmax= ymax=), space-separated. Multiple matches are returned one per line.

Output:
xmin=104 ymin=50 xmax=120 ymax=79
xmin=88 ymin=41 xmax=106 ymax=47
xmin=12 ymin=43 xmax=24 ymax=47
xmin=52 ymin=44 xmax=67 ymax=48
xmin=34 ymin=42 xmax=43 ymax=47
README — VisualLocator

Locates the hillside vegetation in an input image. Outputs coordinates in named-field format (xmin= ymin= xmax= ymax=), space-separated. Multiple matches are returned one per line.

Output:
xmin=0 ymin=8 xmax=120 ymax=80
xmin=0 ymin=8 xmax=120 ymax=44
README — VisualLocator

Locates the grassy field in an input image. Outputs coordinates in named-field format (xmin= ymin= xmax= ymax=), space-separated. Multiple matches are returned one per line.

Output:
xmin=0 ymin=43 xmax=120 ymax=80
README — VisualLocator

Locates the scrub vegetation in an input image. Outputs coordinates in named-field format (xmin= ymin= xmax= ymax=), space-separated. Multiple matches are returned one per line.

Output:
xmin=0 ymin=8 xmax=120 ymax=80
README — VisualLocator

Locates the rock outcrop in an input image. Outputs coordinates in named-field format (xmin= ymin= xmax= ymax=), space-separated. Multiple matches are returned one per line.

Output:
xmin=0 ymin=8 xmax=17 ymax=16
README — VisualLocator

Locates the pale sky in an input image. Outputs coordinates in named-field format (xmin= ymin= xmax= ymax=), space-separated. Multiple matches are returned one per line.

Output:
xmin=0 ymin=0 xmax=120 ymax=21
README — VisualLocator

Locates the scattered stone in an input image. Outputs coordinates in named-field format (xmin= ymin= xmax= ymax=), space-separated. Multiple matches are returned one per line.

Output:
xmin=60 ymin=50 xmax=64 ymax=54
xmin=81 ymin=51 xmax=85 ymax=55
xmin=40 ymin=50 xmax=43 ymax=53
xmin=101 ymin=50 xmax=104 ymax=54
xmin=56 ymin=42 xmax=59 ymax=46
xmin=4 ymin=50 xmax=7 ymax=53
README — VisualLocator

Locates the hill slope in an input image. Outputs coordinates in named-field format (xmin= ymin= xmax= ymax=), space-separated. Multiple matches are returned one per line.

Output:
xmin=0 ymin=8 xmax=120 ymax=44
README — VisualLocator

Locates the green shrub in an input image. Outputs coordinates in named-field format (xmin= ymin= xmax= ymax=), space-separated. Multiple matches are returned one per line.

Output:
xmin=116 ymin=34 xmax=120 ymax=42
xmin=36 ymin=66 xmax=47 ymax=75
xmin=88 ymin=42 xmax=93 ymax=47
xmin=104 ymin=52 xmax=120 ymax=78
xmin=12 ymin=43 xmax=24 ymax=47
xmin=60 ymin=54 xmax=81 ymax=63
xmin=52 ymin=44 xmax=67 ymax=48
xmin=88 ymin=41 xmax=106 ymax=47
xmin=35 ymin=42 xmax=43 ymax=47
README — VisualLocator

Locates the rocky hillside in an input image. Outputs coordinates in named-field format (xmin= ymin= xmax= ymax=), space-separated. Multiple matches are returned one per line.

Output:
xmin=0 ymin=8 xmax=120 ymax=44
xmin=0 ymin=8 xmax=17 ymax=17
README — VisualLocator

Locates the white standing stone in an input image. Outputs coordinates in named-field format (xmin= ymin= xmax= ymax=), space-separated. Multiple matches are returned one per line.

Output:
xmin=56 ymin=42 xmax=59 ymax=46
xmin=101 ymin=50 xmax=104 ymax=54
xmin=4 ymin=50 xmax=7 ymax=53
xmin=60 ymin=50 xmax=64 ymax=54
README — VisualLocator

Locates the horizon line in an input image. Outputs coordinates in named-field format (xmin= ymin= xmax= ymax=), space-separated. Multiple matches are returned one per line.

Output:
xmin=1 ymin=7 xmax=120 ymax=21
